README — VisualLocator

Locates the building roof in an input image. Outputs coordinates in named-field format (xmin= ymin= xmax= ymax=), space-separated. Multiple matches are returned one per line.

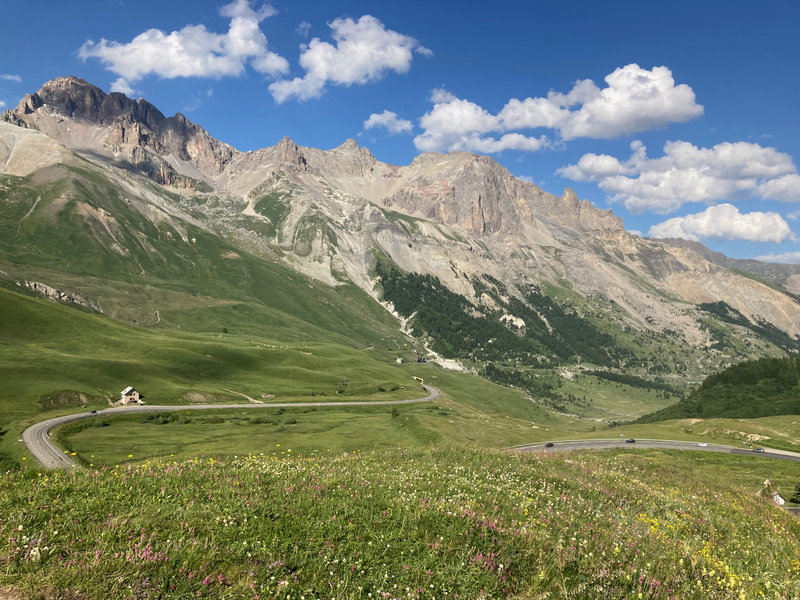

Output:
xmin=121 ymin=386 xmax=136 ymax=394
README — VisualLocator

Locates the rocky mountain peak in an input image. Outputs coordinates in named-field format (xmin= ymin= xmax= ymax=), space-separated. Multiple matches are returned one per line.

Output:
xmin=33 ymin=76 xmax=107 ymax=121
xmin=337 ymin=138 xmax=360 ymax=150
xmin=299 ymin=137 xmax=377 ymax=180
xmin=328 ymin=137 xmax=376 ymax=162
xmin=548 ymin=187 xmax=622 ymax=232
xmin=275 ymin=135 xmax=299 ymax=152
xmin=273 ymin=136 xmax=308 ymax=170
xmin=21 ymin=76 xmax=169 ymax=130
xmin=40 ymin=75 xmax=95 ymax=91
xmin=561 ymin=188 xmax=579 ymax=206
xmin=2 ymin=77 xmax=237 ymax=183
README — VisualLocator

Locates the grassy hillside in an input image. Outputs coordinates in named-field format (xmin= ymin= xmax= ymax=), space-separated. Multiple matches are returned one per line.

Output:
xmin=0 ymin=287 xmax=577 ymax=467
xmin=2 ymin=448 xmax=798 ymax=599
xmin=0 ymin=288 xmax=427 ymax=467
xmin=637 ymin=356 xmax=800 ymax=423
xmin=0 ymin=169 xmax=407 ymax=346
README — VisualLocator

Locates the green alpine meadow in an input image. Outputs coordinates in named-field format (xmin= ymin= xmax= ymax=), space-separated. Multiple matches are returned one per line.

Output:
xmin=4 ymin=450 xmax=800 ymax=599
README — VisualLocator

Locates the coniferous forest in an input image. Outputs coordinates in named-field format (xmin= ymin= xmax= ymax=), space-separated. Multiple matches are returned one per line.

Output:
xmin=637 ymin=356 xmax=800 ymax=421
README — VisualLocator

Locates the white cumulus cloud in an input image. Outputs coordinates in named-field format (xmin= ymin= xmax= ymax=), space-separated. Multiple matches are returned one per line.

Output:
xmin=462 ymin=133 xmax=550 ymax=154
xmin=757 ymin=174 xmax=800 ymax=203
xmin=648 ymin=204 xmax=793 ymax=243
xmin=414 ymin=90 xmax=548 ymax=153
xmin=555 ymin=142 xmax=644 ymax=181
xmin=363 ymin=110 xmax=413 ymax=134
xmin=557 ymin=64 xmax=702 ymax=140
xmin=414 ymin=64 xmax=702 ymax=154
xmin=415 ymin=93 xmax=501 ymax=151
xmin=0 ymin=74 xmax=21 ymax=82
xmin=755 ymin=251 xmax=800 ymax=264
xmin=78 ymin=0 xmax=288 ymax=93
xmin=269 ymin=15 xmax=430 ymax=103
xmin=558 ymin=140 xmax=800 ymax=214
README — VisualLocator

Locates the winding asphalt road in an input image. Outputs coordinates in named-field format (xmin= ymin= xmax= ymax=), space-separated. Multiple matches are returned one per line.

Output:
xmin=22 ymin=384 xmax=441 ymax=469
xmin=511 ymin=438 xmax=800 ymax=462
xmin=24 ymin=385 xmax=800 ymax=469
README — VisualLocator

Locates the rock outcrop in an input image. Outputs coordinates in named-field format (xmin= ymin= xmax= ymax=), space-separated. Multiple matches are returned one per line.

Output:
xmin=19 ymin=280 xmax=97 ymax=312
xmin=1 ymin=76 xmax=237 ymax=186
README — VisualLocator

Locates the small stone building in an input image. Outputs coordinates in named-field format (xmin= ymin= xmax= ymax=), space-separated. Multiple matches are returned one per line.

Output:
xmin=119 ymin=386 xmax=143 ymax=405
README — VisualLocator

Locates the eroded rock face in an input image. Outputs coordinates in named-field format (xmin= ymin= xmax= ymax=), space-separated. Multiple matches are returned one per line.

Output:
xmin=1 ymin=77 xmax=237 ymax=185
xmin=19 ymin=280 xmax=98 ymax=312
xmin=4 ymin=76 xmax=800 ymax=343
xmin=216 ymin=135 xmax=800 ymax=340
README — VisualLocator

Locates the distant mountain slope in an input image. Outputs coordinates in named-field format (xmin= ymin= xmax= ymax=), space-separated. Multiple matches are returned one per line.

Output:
xmin=637 ymin=355 xmax=800 ymax=421
xmin=0 ymin=124 xmax=407 ymax=347
xmin=657 ymin=237 xmax=800 ymax=293
xmin=3 ymin=77 xmax=800 ymax=387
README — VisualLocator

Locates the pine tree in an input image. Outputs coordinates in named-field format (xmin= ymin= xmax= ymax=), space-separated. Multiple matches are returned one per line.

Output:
xmin=791 ymin=482 xmax=800 ymax=504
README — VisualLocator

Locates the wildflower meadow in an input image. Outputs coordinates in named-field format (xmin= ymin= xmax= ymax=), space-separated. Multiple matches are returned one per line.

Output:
xmin=2 ymin=448 xmax=799 ymax=599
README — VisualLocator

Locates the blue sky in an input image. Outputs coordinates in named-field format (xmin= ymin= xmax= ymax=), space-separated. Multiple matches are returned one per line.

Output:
xmin=2 ymin=0 xmax=799 ymax=261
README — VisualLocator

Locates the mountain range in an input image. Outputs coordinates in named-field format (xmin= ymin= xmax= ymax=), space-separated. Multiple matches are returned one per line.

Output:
xmin=3 ymin=76 xmax=800 ymax=390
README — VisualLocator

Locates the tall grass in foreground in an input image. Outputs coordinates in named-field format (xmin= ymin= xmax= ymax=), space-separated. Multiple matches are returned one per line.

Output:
xmin=2 ymin=449 xmax=799 ymax=599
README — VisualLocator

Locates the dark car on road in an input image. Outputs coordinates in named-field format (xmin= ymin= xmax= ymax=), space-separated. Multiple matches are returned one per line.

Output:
xmin=545 ymin=442 xmax=554 ymax=448
xmin=625 ymin=438 xmax=636 ymax=443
